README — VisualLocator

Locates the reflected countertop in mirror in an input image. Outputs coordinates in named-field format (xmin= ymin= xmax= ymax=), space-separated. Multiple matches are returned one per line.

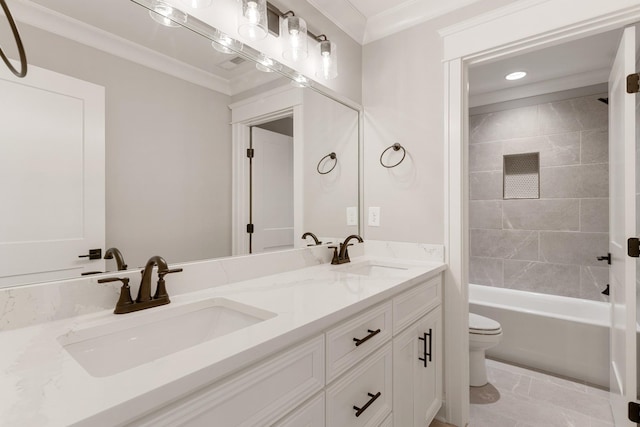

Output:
xmin=0 ymin=0 xmax=361 ymax=288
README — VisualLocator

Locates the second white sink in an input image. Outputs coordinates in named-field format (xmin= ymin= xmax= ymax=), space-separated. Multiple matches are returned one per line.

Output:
xmin=58 ymin=298 xmax=276 ymax=377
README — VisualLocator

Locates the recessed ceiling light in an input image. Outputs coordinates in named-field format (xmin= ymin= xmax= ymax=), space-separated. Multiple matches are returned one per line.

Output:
xmin=505 ymin=71 xmax=527 ymax=81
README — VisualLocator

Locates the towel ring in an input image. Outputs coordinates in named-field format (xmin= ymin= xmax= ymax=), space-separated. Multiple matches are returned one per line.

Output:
xmin=317 ymin=152 xmax=337 ymax=175
xmin=0 ymin=0 xmax=27 ymax=78
xmin=380 ymin=143 xmax=406 ymax=168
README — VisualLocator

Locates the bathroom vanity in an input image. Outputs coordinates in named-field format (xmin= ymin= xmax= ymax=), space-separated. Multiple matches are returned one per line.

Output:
xmin=0 ymin=243 xmax=445 ymax=426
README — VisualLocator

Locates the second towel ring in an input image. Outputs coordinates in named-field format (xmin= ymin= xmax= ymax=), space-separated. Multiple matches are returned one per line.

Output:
xmin=380 ymin=143 xmax=406 ymax=168
xmin=317 ymin=152 xmax=337 ymax=174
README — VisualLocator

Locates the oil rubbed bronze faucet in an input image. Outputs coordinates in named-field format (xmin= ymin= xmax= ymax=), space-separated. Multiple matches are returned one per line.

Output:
xmin=329 ymin=234 xmax=364 ymax=265
xmin=301 ymin=232 xmax=322 ymax=246
xmin=104 ymin=247 xmax=128 ymax=271
xmin=97 ymin=255 xmax=182 ymax=314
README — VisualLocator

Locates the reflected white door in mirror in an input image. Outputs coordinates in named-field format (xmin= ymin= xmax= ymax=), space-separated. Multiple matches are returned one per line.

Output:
xmin=0 ymin=64 xmax=105 ymax=287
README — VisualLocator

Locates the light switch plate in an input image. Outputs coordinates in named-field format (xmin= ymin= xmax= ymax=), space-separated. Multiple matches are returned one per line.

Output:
xmin=346 ymin=207 xmax=358 ymax=226
xmin=368 ymin=207 xmax=381 ymax=227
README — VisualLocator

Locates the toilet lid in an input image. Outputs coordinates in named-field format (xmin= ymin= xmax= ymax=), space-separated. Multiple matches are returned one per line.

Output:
xmin=469 ymin=313 xmax=501 ymax=334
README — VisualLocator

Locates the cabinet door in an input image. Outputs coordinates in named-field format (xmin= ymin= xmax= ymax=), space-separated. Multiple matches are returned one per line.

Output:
xmin=393 ymin=306 xmax=442 ymax=427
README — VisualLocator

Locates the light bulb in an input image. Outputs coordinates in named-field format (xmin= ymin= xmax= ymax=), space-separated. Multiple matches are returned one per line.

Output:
xmin=246 ymin=1 xmax=259 ymax=24
xmin=238 ymin=0 xmax=267 ymax=40
xmin=316 ymin=40 xmax=337 ymax=80
xmin=282 ymin=16 xmax=308 ymax=62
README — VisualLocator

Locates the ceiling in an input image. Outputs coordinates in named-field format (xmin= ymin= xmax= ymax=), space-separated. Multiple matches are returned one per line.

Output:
xmin=468 ymin=28 xmax=623 ymax=107
xmin=307 ymin=0 xmax=483 ymax=44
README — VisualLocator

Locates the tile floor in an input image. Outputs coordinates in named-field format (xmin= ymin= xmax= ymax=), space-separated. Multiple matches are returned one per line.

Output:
xmin=469 ymin=359 xmax=614 ymax=427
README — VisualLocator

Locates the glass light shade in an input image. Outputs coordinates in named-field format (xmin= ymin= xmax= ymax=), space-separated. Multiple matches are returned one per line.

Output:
xmin=238 ymin=0 xmax=268 ymax=40
xmin=148 ymin=0 xmax=187 ymax=28
xmin=181 ymin=0 xmax=212 ymax=8
xmin=211 ymin=30 xmax=243 ymax=54
xmin=255 ymin=54 xmax=282 ymax=73
xmin=315 ymin=40 xmax=338 ymax=80
xmin=282 ymin=16 xmax=308 ymax=62
xmin=290 ymin=74 xmax=310 ymax=88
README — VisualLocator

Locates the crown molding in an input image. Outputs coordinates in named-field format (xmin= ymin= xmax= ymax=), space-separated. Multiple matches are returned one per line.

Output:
xmin=6 ymin=0 xmax=233 ymax=95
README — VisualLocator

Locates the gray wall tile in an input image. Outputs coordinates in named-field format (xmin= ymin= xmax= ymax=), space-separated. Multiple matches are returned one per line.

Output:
xmin=538 ymin=96 xmax=608 ymax=134
xmin=539 ymin=232 xmax=608 ymax=266
xmin=503 ymin=199 xmax=579 ymax=231
xmin=503 ymin=260 xmax=580 ymax=298
xmin=470 ymin=257 xmax=504 ymax=286
xmin=580 ymin=199 xmax=608 ymax=232
xmin=470 ymin=200 xmax=503 ymax=229
xmin=471 ymin=229 xmax=539 ymax=260
xmin=581 ymin=129 xmax=608 ymax=164
xmin=470 ymin=141 xmax=503 ymax=172
xmin=540 ymin=164 xmax=608 ymax=198
xmin=470 ymin=171 xmax=502 ymax=200
xmin=503 ymin=133 xmax=580 ymax=167
xmin=580 ymin=266 xmax=609 ymax=301
xmin=470 ymin=106 xmax=538 ymax=143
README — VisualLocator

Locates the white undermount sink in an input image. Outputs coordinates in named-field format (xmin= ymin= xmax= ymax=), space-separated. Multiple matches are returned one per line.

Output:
xmin=334 ymin=260 xmax=413 ymax=276
xmin=58 ymin=298 xmax=276 ymax=377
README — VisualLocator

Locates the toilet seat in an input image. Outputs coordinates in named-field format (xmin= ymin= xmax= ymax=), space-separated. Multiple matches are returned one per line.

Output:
xmin=469 ymin=313 xmax=502 ymax=335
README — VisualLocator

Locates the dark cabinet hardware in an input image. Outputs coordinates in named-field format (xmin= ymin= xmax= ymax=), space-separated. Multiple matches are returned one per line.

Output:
xmin=81 ymin=271 xmax=103 ymax=276
xmin=353 ymin=392 xmax=381 ymax=417
xmin=97 ymin=277 xmax=134 ymax=310
xmin=629 ymin=401 xmax=640 ymax=422
xmin=602 ymin=284 xmax=610 ymax=296
xmin=418 ymin=329 xmax=433 ymax=368
xmin=597 ymin=253 xmax=611 ymax=264
xmin=627 ymin=73 xmax=640 ymax=94
xmin=628 ymin=238 xmax=640 ymax=258
xmin=78 ymin=248 xmax=102 ymax=260
xmin=353 ymin=328 xmax=381 ymax=347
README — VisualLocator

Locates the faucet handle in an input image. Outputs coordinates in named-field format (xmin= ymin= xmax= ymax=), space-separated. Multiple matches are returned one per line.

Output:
xmin=98 ymin=277 xmax=134 ymax=313
xmin=154 ymin=268 xmax=182 ymax=300
xmin=328 ymin=246 xmax=340 ymax=265
xmin=158 ymin=268 xmax=183 ymax=277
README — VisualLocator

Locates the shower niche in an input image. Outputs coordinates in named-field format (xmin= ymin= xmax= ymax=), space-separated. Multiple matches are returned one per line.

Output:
xmin=503 ymin=152 xmax=540 ymax=199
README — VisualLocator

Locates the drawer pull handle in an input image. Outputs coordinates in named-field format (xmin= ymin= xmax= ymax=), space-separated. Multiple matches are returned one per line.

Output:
xmin=353 ymin=328 xmax=381 ymax=347
xmin=418 ymin=329 xmax=433 ymax=368
xmin=353 ymin=392 xmax=381 ymax=417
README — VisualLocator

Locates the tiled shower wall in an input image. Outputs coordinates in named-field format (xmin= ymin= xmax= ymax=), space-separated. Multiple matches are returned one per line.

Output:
xmin=469 ymin=93 xmax=609 ymax=301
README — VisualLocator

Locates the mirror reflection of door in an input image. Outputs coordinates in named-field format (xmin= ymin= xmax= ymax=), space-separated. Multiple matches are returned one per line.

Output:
xmin=250 ymin=119 xmax=294 ymax=253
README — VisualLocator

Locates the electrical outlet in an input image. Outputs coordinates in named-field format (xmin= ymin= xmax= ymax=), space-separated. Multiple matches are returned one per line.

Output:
xmin=368 ymin=207 xmax=381 ymax=227
xmin=346 ymin=207 xmax=358 ymax=226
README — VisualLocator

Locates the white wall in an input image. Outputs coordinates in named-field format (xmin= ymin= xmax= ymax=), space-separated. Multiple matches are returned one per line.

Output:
xmin=362 ymin=0 xmax=514 ymax=244
xmin=12 ymin=23 xmax=233 ymax=268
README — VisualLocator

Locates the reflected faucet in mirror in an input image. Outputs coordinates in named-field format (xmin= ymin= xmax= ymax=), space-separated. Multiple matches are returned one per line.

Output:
xmin=97 ymin=256 xmax=183 ymax=314
xmin=301 ymin=232 xmax=322 ymax=246
xmin=329 ymin=234 xmax=364 ymax=265
xmin=104 ymin=247 xmax=128 ymax=271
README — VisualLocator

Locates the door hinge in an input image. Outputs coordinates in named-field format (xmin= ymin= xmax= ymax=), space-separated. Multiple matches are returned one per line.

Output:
xmin=629 ymin=401 xmax=640 ymax=422
xmin=628 ymin=73 xmax=640 ymax=94
xmin=628 ymin=237 xmax=640 ymax=258
xmin=246 ymin=148 xmax=254 ymax=158
xmin=246 ymin=223 xmax=254 ymax=234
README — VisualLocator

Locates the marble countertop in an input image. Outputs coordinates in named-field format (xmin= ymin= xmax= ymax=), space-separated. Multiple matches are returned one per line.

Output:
xmin=0 ymin=255 xmax=445 ymax=426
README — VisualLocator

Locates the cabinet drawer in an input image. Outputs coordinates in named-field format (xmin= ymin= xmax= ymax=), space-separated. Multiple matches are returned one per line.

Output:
xmin=326 ymin=302 xmax=392 ymax=383
xmin=274 ymin=393 xmax=325 ymax=427
xmin=393 ymin=275 xmax=441 ymax=334
xmin=131 ymin=336 xmax=324 ymax=427
xmin=326 ymin=343 xmax=392 ymax=427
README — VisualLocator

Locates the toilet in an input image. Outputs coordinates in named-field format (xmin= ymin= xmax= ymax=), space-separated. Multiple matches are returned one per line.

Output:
xmin=469 ymin=313 xmax=502 ymax=387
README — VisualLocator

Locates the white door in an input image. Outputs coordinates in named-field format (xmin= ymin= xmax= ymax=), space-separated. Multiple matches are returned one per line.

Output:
xmin=609 ymin=24 xmax=638 ymax=426
xmin=251 ymin=127 xmax=294 ymax=253
xmin=0 ymin=64 xmax=105 ymax=288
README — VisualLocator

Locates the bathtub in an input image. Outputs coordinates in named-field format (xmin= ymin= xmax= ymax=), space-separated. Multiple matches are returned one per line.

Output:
xmin=469 ymin=284 xmax=610 ymax=388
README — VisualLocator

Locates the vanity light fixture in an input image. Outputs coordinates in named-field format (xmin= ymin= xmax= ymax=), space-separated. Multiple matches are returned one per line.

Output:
xmin=211 ymin=29 xmax=243 ymax=54
xmin=505 ymin=71 xmax=527 ymax=81
xmin=148 ymin=0 xmax=187 ymax=27
xmin=282 ymin=12 xmax=308 ymax=62
xmin=238 ymin=0 xmax=268 ymax=40
xmin=315 ymin=35 xmax=337 ymax=80
xmin=181 ymin=0 xmax=212 ymax=8
xmin=255 ymin=54 xmax=282 ymax=72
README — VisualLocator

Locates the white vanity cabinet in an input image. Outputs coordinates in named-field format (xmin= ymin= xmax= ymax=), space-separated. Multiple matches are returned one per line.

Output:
xmin=127 ymin=273 xmax=443 ymax=427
